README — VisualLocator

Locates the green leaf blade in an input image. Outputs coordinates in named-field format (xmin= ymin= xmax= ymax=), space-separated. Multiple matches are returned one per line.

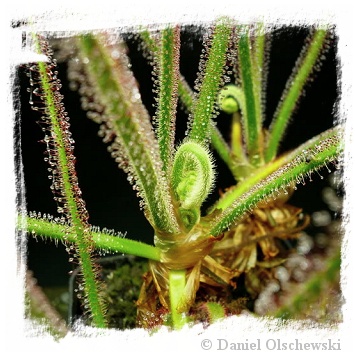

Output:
xmin=33 ymin=34 xmax=107 ymax=328
xmin=20 ymin=214 xmax=162 ymax=261
xmin=156 ymin=26 xmax=180 ymax=173
xmin=188 ymin=19 xmax=232 ymax=144
xmin=265 ymin=28 xmax=328 ymax=162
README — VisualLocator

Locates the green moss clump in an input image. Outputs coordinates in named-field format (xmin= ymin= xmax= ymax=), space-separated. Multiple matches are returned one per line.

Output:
xmin=101 ymin=256 xmax=148 ymax=329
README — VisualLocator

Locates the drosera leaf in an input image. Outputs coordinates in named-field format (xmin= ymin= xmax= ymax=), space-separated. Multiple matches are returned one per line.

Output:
xmin=217 ymin=84 xmax=251 ymax=179
xmin=77 ymin=33 xmax=180 ymax=235
xmin=31 ymin=34 xmax=107 ymax=328
xmin=171 ymin=140 xmax=215 ymax=230
xmin=264 ymin=27 xmax=329 ymax=163
xmin=217 ymin=84 xmax=244 ymax=115
xmin=250 ymin=22 xmax=267 ymax=126
xmin=208 ymin=125 xmax=343 ymax=237
xmin=210 ymin=125 xmax=343 ymax=213
xmin=19 ymin=213 xmax=162 ymax=262
xmin=188 ymin=18 xmax=233 ymax=144
xmin=179 ymin=71 xmax=234 ymax=174
xmin=139 ymin=26 xmax=234 ymax=177
xmin=236 ymin=25 xmax=263 ymax=165
xmin=155 ymin=26 xmax=180 ymax=174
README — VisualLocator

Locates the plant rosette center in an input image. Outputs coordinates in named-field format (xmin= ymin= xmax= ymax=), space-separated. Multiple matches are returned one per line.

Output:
xmin=155 ymin=223 xmax=222 ymax=271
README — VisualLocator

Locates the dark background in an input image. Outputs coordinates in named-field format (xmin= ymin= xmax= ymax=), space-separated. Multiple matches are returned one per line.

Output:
xmin=16 ymin=24 xmax=339 ymax=289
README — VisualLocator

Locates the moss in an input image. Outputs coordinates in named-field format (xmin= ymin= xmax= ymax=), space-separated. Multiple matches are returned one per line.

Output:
xmin=101 ymin=256 xmax=148 ymax=329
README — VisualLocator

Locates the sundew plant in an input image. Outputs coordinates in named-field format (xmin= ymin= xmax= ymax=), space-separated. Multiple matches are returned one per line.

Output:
xmin=18 ymin=17 xmax=344 ymax=333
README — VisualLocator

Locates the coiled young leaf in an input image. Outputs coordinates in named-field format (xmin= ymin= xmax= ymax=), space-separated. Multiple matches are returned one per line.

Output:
xmin=218 ymin=84 xmax=245 ymax=114
xmin=171 ymin=141 xmax=215 ymax=229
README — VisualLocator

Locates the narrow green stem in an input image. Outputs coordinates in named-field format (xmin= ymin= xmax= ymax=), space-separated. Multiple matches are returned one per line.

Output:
xmin=19 ymin=214 xmax=162 ymax=261
xmin=253 ymin=24 xmax=266 ymax=81
xmin=156 ymin=26 xmax=180 ymax=173
xmin=265 ymin=28 xmax=328 ymax=162
xmin=178 ymin=76 xmax=194 ymax=111
xmin=210 ymin=123 xmax=233 ymax=169
xmin=252 ymin=23 xmax=266 ymax=123
xmin=238 ymin=28 xmax=261 ymax=163
xmin=169 ymin=269 xmax=188 ymax=329
xmin=229 ymin=113 xmax=253 ymax=180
